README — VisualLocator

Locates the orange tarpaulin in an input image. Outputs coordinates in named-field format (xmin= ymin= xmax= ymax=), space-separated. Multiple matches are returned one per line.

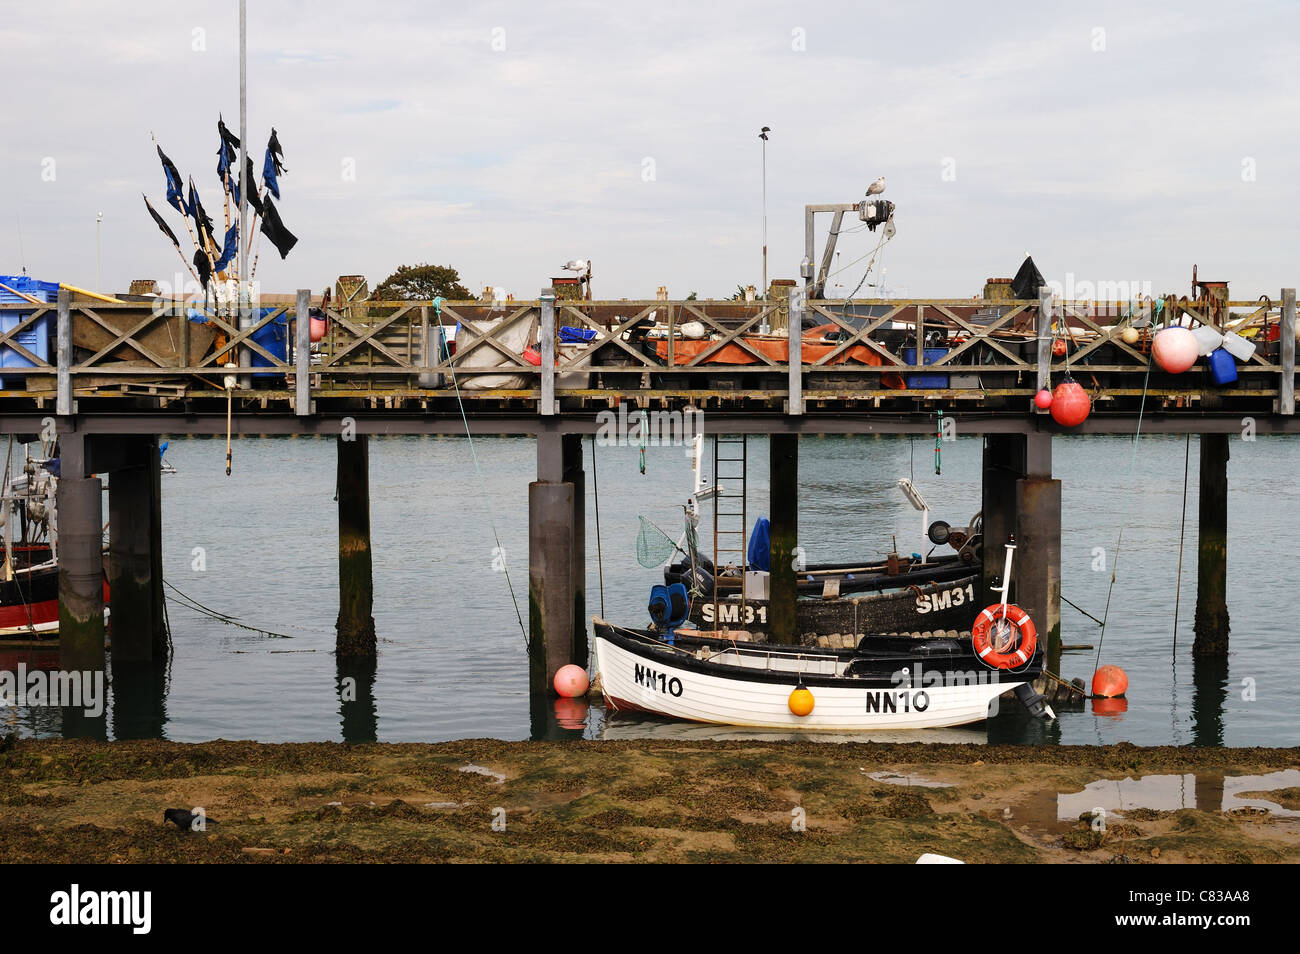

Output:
xmin=651 ymin=325 xmax=907 ymax=388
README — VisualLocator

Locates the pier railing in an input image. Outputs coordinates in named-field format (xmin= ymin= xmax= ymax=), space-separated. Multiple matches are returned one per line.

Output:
xmin=1 ymin=288 xmax=1293 ymax=416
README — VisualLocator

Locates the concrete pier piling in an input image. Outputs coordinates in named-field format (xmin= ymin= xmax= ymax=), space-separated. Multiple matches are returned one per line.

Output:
xmin=57 ymin=475 xmax=105 ymax=673
xmin=768 ymin=433 xmax=799 ymax=644
xmin=1194 ymin=433 xmax=1230 ymax=656
xmin=335 ymin=434 xmax=376 ymax=657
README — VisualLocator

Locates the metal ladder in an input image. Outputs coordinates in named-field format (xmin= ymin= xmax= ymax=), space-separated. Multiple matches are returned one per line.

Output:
xmin=711 ymin=435 xmax=748 ymax=627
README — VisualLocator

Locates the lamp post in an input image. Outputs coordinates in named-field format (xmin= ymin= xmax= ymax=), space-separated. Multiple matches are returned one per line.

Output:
xmin=759 ymin=126 xmax=770 ymax=301
xmin=95 ymin=212 xmax=103 ymax=293
xmin=237 ymin=0 xmax=250 ymax=386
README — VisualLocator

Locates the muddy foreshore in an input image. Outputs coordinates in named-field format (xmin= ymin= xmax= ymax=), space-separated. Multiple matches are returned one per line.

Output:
xmin=2 ymin=739 xmax=1297 ymax=863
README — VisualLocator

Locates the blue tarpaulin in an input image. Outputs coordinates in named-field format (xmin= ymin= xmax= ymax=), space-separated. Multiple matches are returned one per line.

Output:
xmin=559 ymin=326 xmax=597 ymax=344
xmin=747 ymin=517 xmax=771 ymax=571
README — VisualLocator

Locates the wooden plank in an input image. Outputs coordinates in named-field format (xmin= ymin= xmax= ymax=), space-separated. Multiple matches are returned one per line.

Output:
xmin=1281 ymin=288 xmax=1295 ymax=415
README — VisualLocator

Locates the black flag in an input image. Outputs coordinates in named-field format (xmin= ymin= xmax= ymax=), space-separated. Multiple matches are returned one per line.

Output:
xmin=259 ymin=196 xmax=298 ymax=259
xmin=236 ymin=156 xmax=263 ymax=215
xmin=193 ymin=249 xmax=212 ymax=289
xmin=157 ymin=145 xmax=185 ymax=213
xmin=217 ymin=115 xmax=240 ymax=175
xmin=143 ymin=194 xmax=181 ymax=249
xmin=187 ymin=177 xmax=215 ymax=249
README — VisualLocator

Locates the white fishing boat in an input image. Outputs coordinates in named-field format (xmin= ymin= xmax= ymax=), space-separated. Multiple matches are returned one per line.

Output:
xmin=593 ymin=539 xmax=1053 ymax=731
xmin=594 ymin=619 xmax=1048 ymax=730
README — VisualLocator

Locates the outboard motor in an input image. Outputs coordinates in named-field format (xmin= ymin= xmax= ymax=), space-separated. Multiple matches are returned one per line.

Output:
xmin=647 ymin=582 xmax=691 ymax=645
xmin=1014 ymin=682 xmax=1056 ymax=720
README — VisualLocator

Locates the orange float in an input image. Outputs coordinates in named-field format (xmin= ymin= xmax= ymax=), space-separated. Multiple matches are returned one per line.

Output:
xmin=1091 ymin=664 xmax=1129 ymax=698
xmin=788 ymin=686 xmax=815 ymax=716
xmin=1050 ymin=377 xmax=1091 ymax=427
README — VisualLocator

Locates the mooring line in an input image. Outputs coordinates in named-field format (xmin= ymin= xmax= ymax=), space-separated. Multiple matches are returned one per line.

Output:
xmin=163 ymin=579 xmax=307 ymax=639
xmin=1061 ymin=594 xmax=1104 ymax=627
xmin=439 ymin=300 xmax=529 ymax=649
xmin=1093 ymin=321 xmax=1156 ymax=673
xmin=590 ymin=434 xmax=606 ymax=620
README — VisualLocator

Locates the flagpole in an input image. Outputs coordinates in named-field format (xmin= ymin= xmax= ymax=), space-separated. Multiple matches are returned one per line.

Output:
xmin=237 ymin=0 xmax=250 ymax=385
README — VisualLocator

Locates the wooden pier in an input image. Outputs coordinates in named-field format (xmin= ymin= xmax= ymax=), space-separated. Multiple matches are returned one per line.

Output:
xmin=1 ymin=283 xmax=1295 ymax=710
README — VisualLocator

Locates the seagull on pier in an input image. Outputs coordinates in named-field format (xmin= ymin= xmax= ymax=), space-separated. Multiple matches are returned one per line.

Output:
xmin=562 ymin=259 xmax=589 ymax=275
xmin=866 ymin=176 xmax=885 ymax=196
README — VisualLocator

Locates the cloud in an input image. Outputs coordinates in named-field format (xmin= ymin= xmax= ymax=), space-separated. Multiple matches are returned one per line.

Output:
xmin=4 ymin=0 xmax=1297 ymax=299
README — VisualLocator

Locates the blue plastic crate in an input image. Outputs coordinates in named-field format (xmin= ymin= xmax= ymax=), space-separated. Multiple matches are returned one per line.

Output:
xmin=0 ymin=275 xmax=60 ymax=304
xmin=902 ymin=346 xmax=949 ymax=389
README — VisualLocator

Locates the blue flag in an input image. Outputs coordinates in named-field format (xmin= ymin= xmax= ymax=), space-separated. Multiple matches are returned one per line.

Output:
xmin=262 ymin=128 xmax=285 ymax=199
xmin=157 ymin=146 xmax=185 ymax=214
xmin=213 ymin=223 xmax=239 ymax=272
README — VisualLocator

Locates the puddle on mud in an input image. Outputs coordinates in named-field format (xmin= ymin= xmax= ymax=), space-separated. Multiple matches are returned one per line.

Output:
xmin=863 ymin=770 xmax=955 ymax=788
xmin=458 ymin=764 xmax=507 ymax=784
xmin=1012 ymin=769 xmax=1300 ymax=833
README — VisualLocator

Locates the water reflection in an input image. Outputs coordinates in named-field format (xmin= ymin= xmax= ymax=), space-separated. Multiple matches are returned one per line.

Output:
xmin=1191 ymin=655 xmax=1229 ymax=746
xmin=336 ymin=656 xmax=378 ymax=743
xmin=109 ymin=658 xmax=169 ymax=739
xmin=529 ymin=688 xmax=587 ymax=740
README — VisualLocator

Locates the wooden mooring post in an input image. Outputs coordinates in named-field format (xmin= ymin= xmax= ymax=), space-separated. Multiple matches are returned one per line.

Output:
xmin=336 ymin=433 xmax=376 ymax=657
xmin=562 ymin=434 xmax=587 ymax=667
xmin=982 ymin=430 xmax=1061 ymax=671
xmin=769 ymin=434 xmax=799 ymax=643
xmin=529 ymin=431 xmax=575 ymax=700
xmin=1193 ymin=433 xmax=1230 ymax=656
xmin=107 ymin=436 xmax=164 ymax=661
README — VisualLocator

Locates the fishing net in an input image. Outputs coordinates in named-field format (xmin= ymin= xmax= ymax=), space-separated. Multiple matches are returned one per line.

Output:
xmin=636 ymin=516 xmax=677 ymax=568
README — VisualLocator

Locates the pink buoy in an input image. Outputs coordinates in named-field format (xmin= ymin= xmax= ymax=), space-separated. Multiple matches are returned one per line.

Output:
xmin=1033 ymin=388 xmax=1053 ymax=410
xmin=309 ymin=315 xmax=327 ymax=343
xmin=553 ymin=697 xmax=589 ymax=729
xmin=553 ymin=664 xmax=590 ymax=698
xmin=1152 ymin=326 xmax=1198 ymax=374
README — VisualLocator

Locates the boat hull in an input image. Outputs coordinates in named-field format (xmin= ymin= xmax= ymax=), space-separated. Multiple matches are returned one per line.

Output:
xmin=689 ymin=574 xmax=980 ymax=640
xmin=594 ymin=623 xmax=1035 ymax=731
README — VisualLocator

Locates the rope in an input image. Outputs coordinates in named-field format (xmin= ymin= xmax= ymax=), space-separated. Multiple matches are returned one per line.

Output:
xmin=590 ymin=434 xmax=606 ymax=619
xmin=438 ymin=297 xmax=529 ymax=649
xmin=1172 ymin=433 xmax=1191 ymax=654
xmin=163 ymin=580 xmax=299 ymax=638
xmin=1061 ymin=594 xmax=1104 ymax=627
xmin=1092 ymin=313 xmax=1158 ymax=673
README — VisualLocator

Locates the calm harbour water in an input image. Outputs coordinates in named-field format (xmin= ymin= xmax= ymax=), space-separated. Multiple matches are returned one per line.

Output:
xmin=3 ymin=432 xmax=1295 ymax=746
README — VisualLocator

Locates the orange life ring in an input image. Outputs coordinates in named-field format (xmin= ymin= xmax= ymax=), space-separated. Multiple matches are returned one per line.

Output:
xmin=971 ymin=603 xmax=1037 ymax=670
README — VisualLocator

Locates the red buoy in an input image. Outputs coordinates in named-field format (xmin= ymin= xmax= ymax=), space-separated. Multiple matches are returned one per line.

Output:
xmin=1033 ymin=388 xmax=1053 ymax=410
xmin=1092 ymin=696 xmax=1129 ymax=717
xmin=1050 ymin=377 xmax=1091 ymax=427
xmin=1092 ymin=664 xmax=1129 ymax=698
xmin=1051 ymin=338 xmax=1068 ymax=357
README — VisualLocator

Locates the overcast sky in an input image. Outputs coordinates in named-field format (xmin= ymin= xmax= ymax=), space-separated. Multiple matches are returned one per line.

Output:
xmin=3 ymin=0 xmax=1297 ymax=301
